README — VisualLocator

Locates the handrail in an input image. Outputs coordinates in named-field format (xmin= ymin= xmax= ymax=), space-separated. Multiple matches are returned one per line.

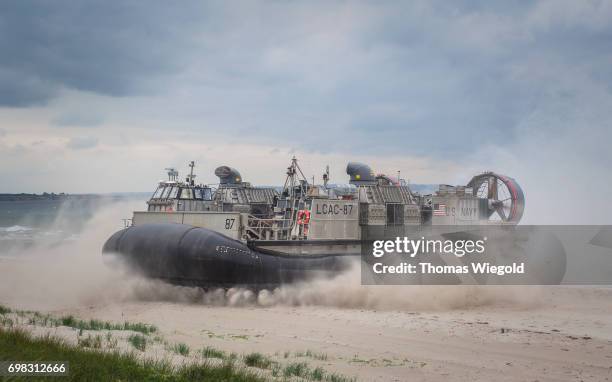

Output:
xmin=246 ymin=216 xmax=294 ymax=232
xmin=244 ymin=215 xmax=296 ymax=240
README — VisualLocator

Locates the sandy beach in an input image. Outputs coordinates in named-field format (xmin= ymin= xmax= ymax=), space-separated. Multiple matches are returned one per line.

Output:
xmin=2 ymin=276 xmax=611 ymax=381
xmin=53 ymin=286 xmax=612 ymax=382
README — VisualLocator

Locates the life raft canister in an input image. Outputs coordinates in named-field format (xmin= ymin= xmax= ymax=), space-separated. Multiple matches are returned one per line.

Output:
xmin=297 ymin=210 xmax=311 ymax=225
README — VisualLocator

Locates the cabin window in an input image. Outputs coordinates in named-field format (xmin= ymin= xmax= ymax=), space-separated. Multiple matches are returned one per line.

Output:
xmin=179 ymin=188 xmax=193 ymax=199
xmin=386 ymin=203 xmax=404 ymax=226
xmin=152 ymin=186 xmax=164 ymax=199
xmin=202 ymin=188 xmax=213 ymax=201
xmin=161 ymin=186 xmax=172 ymax=199
xmin=168 ymin=187 xmax=179 ymax=199
xmin=194 ymin=188 xmax=212 ymax=201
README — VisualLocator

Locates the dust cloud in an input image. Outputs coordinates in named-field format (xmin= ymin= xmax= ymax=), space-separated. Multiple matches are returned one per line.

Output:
xmin=116 ymin=261 xmax=543 ymax=311
xmin=0 ymin=199 xmax=142 ymax=311
xmin=0 ymin=200 xmax=542 ymax=312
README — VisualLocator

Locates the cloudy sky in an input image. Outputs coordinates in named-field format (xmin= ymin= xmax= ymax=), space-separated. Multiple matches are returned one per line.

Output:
xmin=1 ymin=1 xmax=611 ymax=222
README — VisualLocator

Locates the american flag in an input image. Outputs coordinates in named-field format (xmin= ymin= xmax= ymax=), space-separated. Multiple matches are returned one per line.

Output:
xmin=433 ymin=203 xmax=446 ymax=216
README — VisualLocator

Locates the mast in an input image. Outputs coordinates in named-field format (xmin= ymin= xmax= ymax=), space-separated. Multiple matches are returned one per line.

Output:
xmin=187 ymin=161 xmax=196 ymax=186
xmin=283 ymin=156 xmax=308 ymax=200
xmin=323 ymin=165 xmax=329 ymax=187
xmin=282 ymin=156 xmax=309 ymax=235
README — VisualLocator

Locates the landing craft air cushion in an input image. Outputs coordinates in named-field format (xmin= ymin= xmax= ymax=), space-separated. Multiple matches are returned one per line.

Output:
xmin=102 ymin=158 xmax=525 ymax=287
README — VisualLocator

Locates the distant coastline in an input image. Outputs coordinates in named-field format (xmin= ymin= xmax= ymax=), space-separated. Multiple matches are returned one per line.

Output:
xmin=0 ymin=193 xmax=149 ymax=202
xmin=0 ymin=186 xmax=440 ymax=202
xmin=0 ymin=193 xmax=79 ymax=202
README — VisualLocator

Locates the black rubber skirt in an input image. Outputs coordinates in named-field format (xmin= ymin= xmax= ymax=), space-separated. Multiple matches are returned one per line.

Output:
xmin=102 ymin=223 xmax=353 ymax=288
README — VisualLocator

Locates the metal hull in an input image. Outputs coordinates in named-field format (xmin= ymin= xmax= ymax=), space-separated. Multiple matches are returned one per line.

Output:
xmin=102 ymin=223 xmax=354 ymax=288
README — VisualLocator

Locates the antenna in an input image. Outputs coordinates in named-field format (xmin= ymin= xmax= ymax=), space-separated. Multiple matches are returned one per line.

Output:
xmin=323 ymin=165 xmax=330 ymax=187
xmin=165 ymin=168 xmax=179 ymax=181
xmin=187 ymin=161 xmax=196 ymax=185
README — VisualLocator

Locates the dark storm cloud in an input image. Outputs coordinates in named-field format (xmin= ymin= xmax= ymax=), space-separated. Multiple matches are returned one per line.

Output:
xmin=0 ymin=1 xmax=203 ymax=106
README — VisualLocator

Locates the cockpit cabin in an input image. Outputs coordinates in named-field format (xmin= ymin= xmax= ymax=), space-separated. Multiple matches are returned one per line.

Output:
xmin=147 ymin=181 xmax=214 ymax=212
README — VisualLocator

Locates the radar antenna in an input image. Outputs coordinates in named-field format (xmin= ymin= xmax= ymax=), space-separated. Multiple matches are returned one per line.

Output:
xmin=165 ymin=167 xmax=179 ymax=181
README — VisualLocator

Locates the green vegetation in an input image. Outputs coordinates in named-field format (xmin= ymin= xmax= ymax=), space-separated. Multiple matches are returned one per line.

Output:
xmin=0 ymin=305 xmax=357 ymax=382
xmin=349 ymin=355 xmax=368 ymax=364
xmin=281 ymin=361 xmax=355 ymax=382
xmin=172 ymin=342 xmax=190 ymax=356
xmin=0 ymin=304 xmax=12 ymax=315
xmin=78 ymin=334 xmax=103 ymax=349
xmin=244 ymin=352 xmax=273 ymax=369
xmin=326 ymin=373 xmax=356 ymax=382
xmin=0 ymin=316 xmax=13 ymax=327
xmin=128 ymin=334 xmax=147 ymax=351
xmin=295 ymin=349 xmax=328 ymax=361
xmin=16 ymin=311 xmax=157 ymax=335
xmin=201 ymin=346 xmax=226 ymax=359
xmin=57 ymin=315 xmax=157 ymax=334
xmin=3 ymin=308 xmax=156 ymax=336
xmin=311 ymin=367 xmax=325 ymax=381
xmin=228 ymin=352 xmax=239 ymax=361
xmin=105 ymin=332 xmax=118 ymax=349
xmin=0 ymin=327 xmax=266 ymax=382
xmin=271 ymin=363 xmax=282 ymax=377
xmin=283 ymin=362 xmax=309 ymax=378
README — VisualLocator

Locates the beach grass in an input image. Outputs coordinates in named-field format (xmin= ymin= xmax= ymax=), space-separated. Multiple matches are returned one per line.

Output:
xmin=295 ymin=349 xmax=328 ymax=361
xmin=77 ymin=334 xmax=103 ymax=349
xmin=281 ymin=361 xmax=356 ymax=382
xmin=0 ymin=304 xmax=12 ymax=315
xmin=0 ymin=306 xmax=356 ymax=382
xmin=128 ymin=334 xmax=147 ymax=351
xmin=57 ymin=315 xmax=157 ymax=335
xmin=244 ymin=352 xmax=273 ymax=369
xmin=172 ymin=342 xmax=190 ymax=356
xmin=283 ymin=361 xmax=309 ymax=378
xmin=0 ymin=327 xmax=266 ymax=382
xmin=201 ymin=346 xmax=226 ymax=359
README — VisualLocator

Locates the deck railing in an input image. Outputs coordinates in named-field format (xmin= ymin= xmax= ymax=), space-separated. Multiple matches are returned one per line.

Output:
xmin=244 ymin=216 xmax=294 ymax=240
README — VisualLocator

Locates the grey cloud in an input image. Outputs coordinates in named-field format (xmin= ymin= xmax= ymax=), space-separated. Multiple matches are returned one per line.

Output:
xmin=52 ymin=112 xmax=104 ymax=128
xmin=143 ymin=0 xmax=612 ymax=157
xmin=66 ymin=136 xmax=98 ymax=150
xmin=0 ymin=67 xmax=56 ymax=107
xmin=0 ymin=1 xmax=204 ymax=107
xmin=1 ymin=0 xmax=611 ymax=160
